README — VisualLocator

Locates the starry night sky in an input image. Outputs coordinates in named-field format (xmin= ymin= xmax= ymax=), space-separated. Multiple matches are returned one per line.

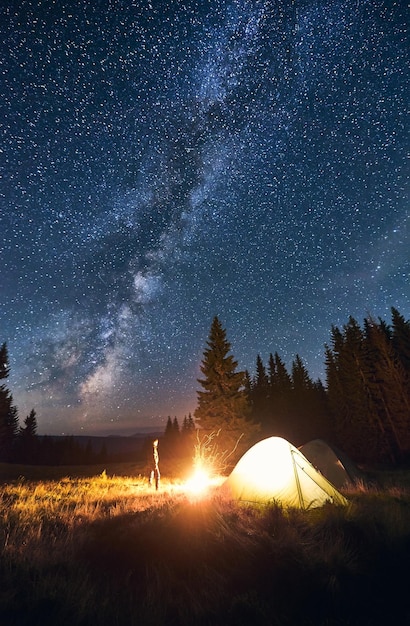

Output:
xmin=1 ymin=0 xmax=408 ymax=435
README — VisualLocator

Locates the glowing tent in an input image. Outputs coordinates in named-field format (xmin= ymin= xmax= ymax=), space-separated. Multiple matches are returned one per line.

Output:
xmin=221 ymin=437 xmax=347 ymax=509
xmin=299 ymin=439 xmax=364 ymax=490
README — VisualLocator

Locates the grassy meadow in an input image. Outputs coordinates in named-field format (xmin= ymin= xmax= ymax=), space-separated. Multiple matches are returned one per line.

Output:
xmin=0 ymin=462 xmax=409 ymax=626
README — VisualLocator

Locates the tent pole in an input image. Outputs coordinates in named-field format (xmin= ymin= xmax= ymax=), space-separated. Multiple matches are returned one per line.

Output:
xmin=291 ymin=448 xmax=304 ymax=509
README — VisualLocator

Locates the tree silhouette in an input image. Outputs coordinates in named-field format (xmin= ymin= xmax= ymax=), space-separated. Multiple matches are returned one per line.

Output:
xmin=325 ymin=311 xmax=410 ymax=464
xmin=0 ymin=343 xmax=19 ymax=461
xmin=251 ymin=354 xmax=270 ymax=429
xmin=195 ymin=316 xmax=258 ymax=463
xmin=17 ymin=409 xmax=38 ymax=463
xmin=391 ymin=307 xmax=410 ymax=374
xmin=20 ymin=408 xmax=38 ymax=438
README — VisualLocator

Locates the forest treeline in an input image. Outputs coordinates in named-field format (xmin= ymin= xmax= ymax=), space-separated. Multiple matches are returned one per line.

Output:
xmin=1 ymin=307 xmax=409 ymax=467
xmin=243 ymin=308 xmax=410 ymax=465
xmin=194 ymin=307 xmax=410 ymax=467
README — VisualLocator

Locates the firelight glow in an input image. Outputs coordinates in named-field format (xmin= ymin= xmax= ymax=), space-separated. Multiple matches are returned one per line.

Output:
xmin=185 ymin=468 xmax=212 ymax=496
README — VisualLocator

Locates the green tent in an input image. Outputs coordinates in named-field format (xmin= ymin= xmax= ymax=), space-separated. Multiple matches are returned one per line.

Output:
xmin=299 ymin=439 xmax=364 ymax=490
xmin=221 ymin=437 xmax=348 ymax=509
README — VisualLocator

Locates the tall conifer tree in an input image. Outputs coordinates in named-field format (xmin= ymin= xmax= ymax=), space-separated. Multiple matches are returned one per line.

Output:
xmin=0 ymin=343 xmax=19 ymax=461
xmin=290 ymin=355 xmax=329 ymax=444
xmin=195 ymin=316 xmax=258 ymax=460
xmin=251 ymin=354 xmax=270 ymax=428
xmin=325 ymin=311 xmax=410 ymax=463
xmin=325 ymin=318 xmax=372 ymax=460
xmin=268 ymin=352 xmax=293 ymax=437
xmin=391 ymin=307 xmax=410 ymax=374
xmin=363 ymin=317 xmax=410 ymax=461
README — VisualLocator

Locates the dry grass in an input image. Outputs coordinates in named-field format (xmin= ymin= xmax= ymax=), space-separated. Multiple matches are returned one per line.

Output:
xmin=0 ymin=466 xmax=409 ymax=625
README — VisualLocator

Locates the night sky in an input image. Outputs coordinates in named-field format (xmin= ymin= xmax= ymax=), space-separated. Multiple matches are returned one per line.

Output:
xmin=1 ymin=0 xmax=408 ymax=435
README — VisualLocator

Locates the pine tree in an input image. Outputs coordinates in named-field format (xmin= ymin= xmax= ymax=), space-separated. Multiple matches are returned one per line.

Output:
xmin=290 ymin=354 xmax=314 ymax=443
xmin=172 ymin=416 xmax=180 ymax=435
xmin=363 ymin=317 xmax=410 ymax=461
xmin=325 ymin=328 xmax=350 ymax=436
xmin=243 ymin=370 xmax=253 ymax=405
xmin=163 ymin=416 xmax=183 ymax=457
xmin=291 ymin=354 xmax=313 ymax=392
xmin=17 ymin=408 xmax=38 ymax=463
xmin=290 ymin=355 xmax=330 ymax=444
xmin=180 ymin=413 xmax=196 ymax=457
xmin=164 ymin=416 xmax=173 ymax=438
xmin=255 ymin=354 xmax=269 ymax=388
xmin=195 ymin=316 xmax=258 ymax=462
xmin=187 ymin=413 xmax=195 ymax=431
xmin=268 ymin=353 xmax=276 ymax=388
xmin=250 ymin=354 xmax=270 ymax=428
xmin=325 ymin=318 xmax=373 ymax=460
xmin=0 ymin=343 xmax=19 ymax=461
xmin=272 ymin=352 xmax=292 ymax=397
xmin=324 ymin=314 xmax=410 ymax=464
xmin=182 ymin=413 xmax=195 ymax=434
xmin=266 ymin=352 xmax=293 ymax=438
xmin=391 ymin=307 xmax=410 ymax=374
xmin=195 ymin=317 xmax=248 ymax=427
xmin=20 ymin=408 xmax=38 ymax=439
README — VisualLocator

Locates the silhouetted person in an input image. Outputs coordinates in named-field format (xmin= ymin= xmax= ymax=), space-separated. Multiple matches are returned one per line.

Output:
xmin=149 ymin=439 xmax=160 ymax=490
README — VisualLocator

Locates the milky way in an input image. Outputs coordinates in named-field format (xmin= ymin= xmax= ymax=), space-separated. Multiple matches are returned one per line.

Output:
xmin=1 ymin=0 xmax=408 ymax=434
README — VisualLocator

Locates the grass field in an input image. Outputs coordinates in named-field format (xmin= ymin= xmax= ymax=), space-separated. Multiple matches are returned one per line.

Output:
xmin=0 ymin=462 xmax=409 ymax=625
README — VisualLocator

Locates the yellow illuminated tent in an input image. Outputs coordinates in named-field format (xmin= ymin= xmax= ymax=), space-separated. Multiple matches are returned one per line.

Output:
xmin=221 ymin=436 xmax=348 ymax=509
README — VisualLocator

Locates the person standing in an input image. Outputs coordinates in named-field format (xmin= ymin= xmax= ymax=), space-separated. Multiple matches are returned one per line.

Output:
xmin=149 ymin=439 xmax=160 ymax=490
